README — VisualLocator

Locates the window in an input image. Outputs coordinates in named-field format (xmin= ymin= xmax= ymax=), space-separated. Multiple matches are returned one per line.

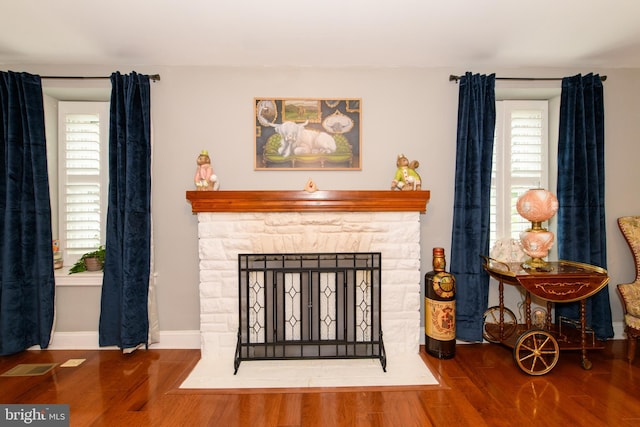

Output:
xmin=57 ymin=101 xmax=109 ymax=267
xmin=490 ymin=100 xmax=549 ymax=250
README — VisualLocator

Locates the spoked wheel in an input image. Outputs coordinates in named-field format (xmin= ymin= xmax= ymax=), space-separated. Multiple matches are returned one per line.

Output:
xmin=483 ymin=306 xmax=517 ymax=343
xmin=513 ymin=329 xmax=559 ymax=376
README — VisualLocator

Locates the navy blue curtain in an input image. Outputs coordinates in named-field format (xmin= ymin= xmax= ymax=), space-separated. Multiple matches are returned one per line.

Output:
xmin=451 ymin=72 xmax=496 ymax=342
xmin=99 ymin=72 xmax=151 ymax=349
xmin=556 ymin=73 xmax=613 ymax=339
xmin=0 ymin=71 xmax=55 ymax=355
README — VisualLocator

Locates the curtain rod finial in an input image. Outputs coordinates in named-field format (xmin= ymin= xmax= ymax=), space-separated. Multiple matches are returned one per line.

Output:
xmin=449 ymin=75 xmax=460 ymax=83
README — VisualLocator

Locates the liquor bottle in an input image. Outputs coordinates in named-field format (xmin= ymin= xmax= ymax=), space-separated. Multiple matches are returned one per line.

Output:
xmin=424 ymin=247 xmax=456 ymax=359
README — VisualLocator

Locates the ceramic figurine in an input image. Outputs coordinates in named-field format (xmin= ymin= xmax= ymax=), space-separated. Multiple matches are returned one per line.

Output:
xmin=391 ymin=154 xmax=422 ymax=191
xmin=304 ymin=178 xmax=318 ymax=192
xmin=194 ymin=150 xmax=220 ymax=191
xmin=52 ymin=239 xmax=63 ymax=269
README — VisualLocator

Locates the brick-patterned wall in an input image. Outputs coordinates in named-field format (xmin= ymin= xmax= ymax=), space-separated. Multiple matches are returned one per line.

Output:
xmin=196 ymin=211 xmax=422 ymax=363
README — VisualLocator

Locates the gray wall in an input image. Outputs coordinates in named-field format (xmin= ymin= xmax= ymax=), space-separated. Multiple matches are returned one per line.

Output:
xmin=22 ymin=64 xmax=640 ymax=343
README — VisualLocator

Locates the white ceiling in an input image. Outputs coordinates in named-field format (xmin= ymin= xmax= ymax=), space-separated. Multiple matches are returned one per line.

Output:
xmin=2 ymin=0 xmax=640 ymax=69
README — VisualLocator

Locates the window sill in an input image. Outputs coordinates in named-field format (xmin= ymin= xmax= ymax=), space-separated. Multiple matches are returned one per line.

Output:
xmin=54 ymin=269 xmax=103 ymax=287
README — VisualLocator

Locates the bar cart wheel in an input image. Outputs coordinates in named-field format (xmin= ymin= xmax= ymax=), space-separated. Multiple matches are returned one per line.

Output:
xmin=513 ymin=329 xmax=560 ymax=376
xmin=482 ymin=306 xmax=518 ymax=343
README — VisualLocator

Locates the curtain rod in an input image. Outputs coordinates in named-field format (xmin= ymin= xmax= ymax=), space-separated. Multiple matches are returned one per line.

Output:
xmin=449 ymin=74 xmax=606 ymax=82
xmin=41 ymin=74 xmax=161 ymax=82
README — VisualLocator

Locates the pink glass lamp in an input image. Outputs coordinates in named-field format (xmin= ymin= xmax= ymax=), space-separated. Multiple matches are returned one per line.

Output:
xmin=516 ymin=188 xmax=559 ymax=271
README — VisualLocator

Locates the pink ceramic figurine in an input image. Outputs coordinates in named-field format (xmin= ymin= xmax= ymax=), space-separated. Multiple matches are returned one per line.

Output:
xmin=194 ymin=150 xmax=220 ymax=191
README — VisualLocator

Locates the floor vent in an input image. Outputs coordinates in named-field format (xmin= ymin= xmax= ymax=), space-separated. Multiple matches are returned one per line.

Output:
xmin=1 ymin=363 xmax=57 ymax=377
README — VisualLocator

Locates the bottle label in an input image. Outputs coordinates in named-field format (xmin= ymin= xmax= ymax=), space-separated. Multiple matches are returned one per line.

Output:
xmin=425 ymin=298 xmax=456 ymax=340
xmin=432 ymin=272 xmax=455 ymax=298
xmin=433 ymin=255 xmax=446 ymax=271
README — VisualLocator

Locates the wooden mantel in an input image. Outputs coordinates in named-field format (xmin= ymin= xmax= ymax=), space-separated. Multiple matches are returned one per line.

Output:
xmin=186 ymin=190 xmax=430 ymax=213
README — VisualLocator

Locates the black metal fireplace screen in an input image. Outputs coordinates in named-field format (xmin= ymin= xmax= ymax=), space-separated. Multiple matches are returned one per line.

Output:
xmin=235 ymin=252 xmax=385 ymax=373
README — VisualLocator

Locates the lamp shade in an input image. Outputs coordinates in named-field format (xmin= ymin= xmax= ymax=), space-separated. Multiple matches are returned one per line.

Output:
xmin=516 ymin=188 xmax=559 ymax=223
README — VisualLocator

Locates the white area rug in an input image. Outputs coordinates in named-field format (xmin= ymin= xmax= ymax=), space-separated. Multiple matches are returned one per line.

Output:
xmin=180 ymin=353 xmax=438 ymax=389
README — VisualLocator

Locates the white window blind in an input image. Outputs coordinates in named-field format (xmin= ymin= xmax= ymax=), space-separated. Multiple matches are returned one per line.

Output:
xmin=58 ymin=102 xmax=109 ymax=267
xmin=490 ymin=100 xmax=549 ymax=249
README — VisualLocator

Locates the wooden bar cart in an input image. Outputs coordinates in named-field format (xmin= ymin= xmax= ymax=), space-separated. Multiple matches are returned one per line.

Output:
xmin=481 ymin=257 xmax=610 ymax=375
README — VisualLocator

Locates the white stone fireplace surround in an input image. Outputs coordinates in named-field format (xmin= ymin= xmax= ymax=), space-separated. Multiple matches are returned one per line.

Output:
xmin=187 ymin=190 xmax=430 ymax=368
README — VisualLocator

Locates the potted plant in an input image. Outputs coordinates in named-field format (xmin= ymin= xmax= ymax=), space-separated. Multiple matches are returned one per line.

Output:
xmin=69 ymin=245 xmax=106 ymax=274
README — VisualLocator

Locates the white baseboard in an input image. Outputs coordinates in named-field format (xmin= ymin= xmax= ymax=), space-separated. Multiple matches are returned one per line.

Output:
xmin=43 ymin=330 xmax=201 ymax=350
xmin=41 ymin=322 xmax=627 ymax=351
xmin=150 ymin=330 xmax=201 ymax=349
xmin=613 ymin=321 xmax=625 ymax=340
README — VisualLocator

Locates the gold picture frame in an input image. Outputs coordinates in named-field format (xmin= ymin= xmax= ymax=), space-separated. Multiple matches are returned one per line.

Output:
xmin=255 ymin=98 xmax=361 ymax=170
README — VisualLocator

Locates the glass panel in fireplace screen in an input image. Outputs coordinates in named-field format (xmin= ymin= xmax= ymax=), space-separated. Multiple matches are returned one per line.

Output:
xmin=284 ymin=272 xmax=302 ymax=340
xmin=248 ymin=271 xmax=265 ymax=343
xmin=319 ymin=272 xmax=337 ymax=340
xmin=356 ymin=269 xmax=372 ymax=341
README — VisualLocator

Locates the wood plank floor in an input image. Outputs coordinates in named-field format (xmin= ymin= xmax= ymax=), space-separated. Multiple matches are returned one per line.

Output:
xmin=1 ymin=341 xmax=639 ymax=426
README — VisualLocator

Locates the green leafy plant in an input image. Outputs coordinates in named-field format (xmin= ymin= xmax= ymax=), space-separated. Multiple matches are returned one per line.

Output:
xmin=69 ymin=245 xmax=106 ymax=274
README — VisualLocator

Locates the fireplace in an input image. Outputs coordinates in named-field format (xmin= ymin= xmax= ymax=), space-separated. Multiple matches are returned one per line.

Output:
xmin=186 ymin=190 xmax=430 ymax=372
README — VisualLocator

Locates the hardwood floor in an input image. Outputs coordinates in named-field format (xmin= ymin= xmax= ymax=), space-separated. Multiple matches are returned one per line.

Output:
xmin=1 ymin=341 xmax=639 ymax=426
